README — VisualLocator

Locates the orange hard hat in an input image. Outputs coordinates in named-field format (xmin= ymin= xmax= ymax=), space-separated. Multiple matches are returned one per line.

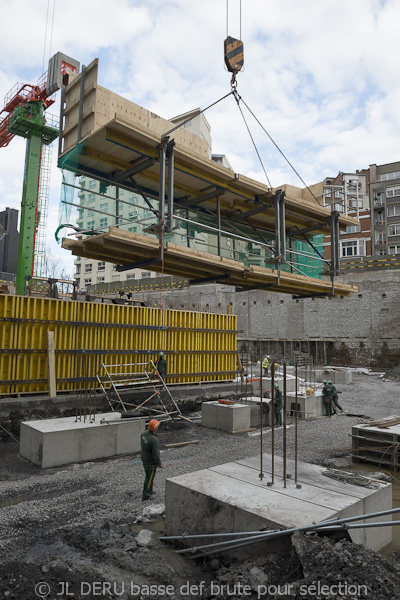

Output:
xmin=148 ymin=419 xmax=161 ymax=432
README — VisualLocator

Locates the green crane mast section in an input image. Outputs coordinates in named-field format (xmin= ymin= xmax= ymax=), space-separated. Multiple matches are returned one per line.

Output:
xmin=8 ymin=101 xmax=58 ymax=295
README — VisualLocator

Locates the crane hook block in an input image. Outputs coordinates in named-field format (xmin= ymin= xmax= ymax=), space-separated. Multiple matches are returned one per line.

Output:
xmin=224 ymin=36 xmax=244 ymax=74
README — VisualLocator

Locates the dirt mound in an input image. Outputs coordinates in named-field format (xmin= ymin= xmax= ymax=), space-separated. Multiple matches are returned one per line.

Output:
xmin=384 ymin=365 xmax=400 ymax=380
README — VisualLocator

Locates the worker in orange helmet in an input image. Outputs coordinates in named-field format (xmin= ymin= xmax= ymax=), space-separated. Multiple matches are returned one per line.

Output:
xmin=141 ymin=419 xmax=163 ymax=501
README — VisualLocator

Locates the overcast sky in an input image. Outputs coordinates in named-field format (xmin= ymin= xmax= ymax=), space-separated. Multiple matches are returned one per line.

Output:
xmin=0 ymin=0 xmax=399 ymax=274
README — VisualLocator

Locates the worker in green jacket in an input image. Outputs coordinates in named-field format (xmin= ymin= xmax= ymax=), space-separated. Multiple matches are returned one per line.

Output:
xmin=274 ymin=382 xmax=283 ymax=426
xmin=155 ymin=352 xmax=168 ymax=380
xmin=141 ymin=419 xmax=163 ymax=501
xmin=329 ymin=380 xmax=344 ymax=414
xmin=322 ymin=380 xmax=334 ymax=417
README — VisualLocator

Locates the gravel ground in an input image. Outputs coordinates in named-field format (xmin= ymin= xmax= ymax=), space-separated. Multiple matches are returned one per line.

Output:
xmin=0 ymin=372 xmax=399 ymax=599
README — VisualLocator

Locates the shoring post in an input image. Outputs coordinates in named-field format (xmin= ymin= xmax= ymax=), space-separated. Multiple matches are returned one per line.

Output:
xmin=166 ymin=139 xmax=175 ymax=233
xmin=46 ymin=331 xmax=56 ymax=399
xmin=217 ymin=195 xmax=221 ymax=256
xmin=158 ymin=137 xmax=168 ymax=261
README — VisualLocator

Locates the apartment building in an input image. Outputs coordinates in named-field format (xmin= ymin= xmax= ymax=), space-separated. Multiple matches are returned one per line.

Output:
xmin=322 ymin=170 xmax=371 ymax=261
xmin=370 ymin=161 xmax=400 ymax=256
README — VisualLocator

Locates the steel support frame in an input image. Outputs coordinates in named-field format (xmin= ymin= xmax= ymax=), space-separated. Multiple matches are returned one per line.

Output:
xmin=274 ymin=190 xmax=286 ymax=263
xmin=329 ymin=210 xmax=340 ymax=290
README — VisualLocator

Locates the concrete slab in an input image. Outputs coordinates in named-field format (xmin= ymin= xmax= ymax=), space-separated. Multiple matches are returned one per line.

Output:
xmin=19 ymin=413 xmax=145 ymax=468
xmin=201 ymin=401 xmax=251 ymax=433
xmin=165 ymin=453 xmax=392 ymax=552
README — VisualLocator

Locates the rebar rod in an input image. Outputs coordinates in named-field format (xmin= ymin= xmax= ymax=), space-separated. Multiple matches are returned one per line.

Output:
xmin=295 ymin=362 xmax=298 ymax=484
xmin=283 ymin=360 xmax=287 ymax=487
xmin=259 ymin=355 xmax=263 ymax=480
xmin=271 ymin=362 xmax=275 ymax=484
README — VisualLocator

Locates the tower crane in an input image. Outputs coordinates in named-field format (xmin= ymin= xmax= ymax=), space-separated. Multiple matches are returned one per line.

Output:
xmin=0 ymin=52 xmax=79 ymax=295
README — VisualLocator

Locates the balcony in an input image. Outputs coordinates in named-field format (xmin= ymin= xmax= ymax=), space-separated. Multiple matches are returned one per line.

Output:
xmin=373 ymin=200 xmax=385 ymax=208
xmin=374 ymin=220 xmax=386 ymax=228
xmin=375 ymin=239 xmax=387 ymax=247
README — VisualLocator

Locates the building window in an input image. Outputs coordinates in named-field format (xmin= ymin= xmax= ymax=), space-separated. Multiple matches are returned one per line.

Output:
xmin=141 ymin=271 xmax=151 ymax=278
xmin=85 ymin=263 xmax=92 ymax=273
xmin=388 ymin=225 xmax=400 ymax=236
xmin=340 ymin=239 xmax=365 ymax=257
xmin=346 ymin=224 xmax=361 ymax=233
xmin=389 ymin=245 xmax=400 ymax=254
xmin=87 ymin=221 xmax=94 ymax=229
xmin=99 ymin=218 xmax=108 ymax=228
xmin=126 ymin=273 xmax=136 ymax=280
xmin=88 ymin=210 xmax=94 ymax=217
xmin=386 ymin=187 xmax=400 ymax=198
xmin=387 ymin=205 xmax=400 ymax=217
xmin=100 ymin=202 xmax=108 ymax=212
xmin=88 ymin=193 xmax=95 ymax=203
xmin=89 ymin=179 xmax=96 ymax=189
xmin=97 ymin=276 xmax=105 ymax=283
xmin=112 ymin=275 xmax=120 ymax=281
xmin=128 ymin=226 xmax=137 ymax=233
xmin=143 ymin=210 xmax=153 ymax=219
xmin=97 ymin=262 xmax=105 ymax=271
xmin=381 ymin=171 xmax=400 ymax=181
xmin=84 ymin=278 xmax=91 ymax=285
xmin=129 ymin=210 xmax=138 ymax=220
xmin=76 ymin=265 xmax=81 ymax=275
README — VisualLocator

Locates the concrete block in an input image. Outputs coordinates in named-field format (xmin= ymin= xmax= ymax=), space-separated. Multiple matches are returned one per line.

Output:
xmin=329 ymin=370 xmax=352 ymax=385
xmin=165 ymin=453 xmax=392 ymax=552
xmin=19 ymin=413 xmax=145 ymax=468
xmin=258 ymin=376 xmax=297 ymax=393
xmin=241 ymin=396 xmax=270 ymax=427
xmin=202 ymin=401 xmax=251 ymax=433
xmin=286 ymin=391 xmax=325 ymax=419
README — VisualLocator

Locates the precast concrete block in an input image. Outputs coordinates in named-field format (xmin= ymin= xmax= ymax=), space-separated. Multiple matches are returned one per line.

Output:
xmin=19 ymin=413 xmax=145 ymax=468
xmin=259 ymin=376 xmax=297 ymax=393
xmin=241 ymin=396 xmax=270 ymax=427
xmin=329 ymin=370 xmax=352 ymax=385
xmin=286 ymin=391 xmax=325 ymax=419
xmin=202 ymin=401 xmax=251 ymax=433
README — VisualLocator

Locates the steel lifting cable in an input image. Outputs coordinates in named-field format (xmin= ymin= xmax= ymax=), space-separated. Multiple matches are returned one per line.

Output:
xmin=226 ymin=0 xmax=242 ymax=39
xmin=232 ymin=90 xmax=272 ymax=188
xmin=233 ymin=90 xmax=322 ymax=205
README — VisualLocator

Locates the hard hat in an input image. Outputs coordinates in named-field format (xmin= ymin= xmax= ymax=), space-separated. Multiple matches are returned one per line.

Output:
xmin=274 ymin=383 xmax=279 ymax=388
xmin=159 ymin=352 xmax=164 ymax=356
xmin=328 ymin=380 xmax=332 ymax=385
xmin=148 ymin=419 xmax=161 ymax=432
xmin=322 ymin=379 xmax=327 ymax=384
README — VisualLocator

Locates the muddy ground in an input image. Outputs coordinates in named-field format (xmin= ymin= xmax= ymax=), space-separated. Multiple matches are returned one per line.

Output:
xmin=0 ymin=372 xmax=400 ymax=599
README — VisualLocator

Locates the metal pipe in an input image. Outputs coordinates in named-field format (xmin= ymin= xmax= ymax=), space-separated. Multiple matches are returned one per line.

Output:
xmin=166 ymin=140 xmax=175 ymax=233
xmin=180 ymin=507 xmax=400 ymax=556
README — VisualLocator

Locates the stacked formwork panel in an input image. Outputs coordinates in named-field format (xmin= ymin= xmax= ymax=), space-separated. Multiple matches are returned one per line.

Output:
xmin=0 ymin=295 xmax=237 ymax=395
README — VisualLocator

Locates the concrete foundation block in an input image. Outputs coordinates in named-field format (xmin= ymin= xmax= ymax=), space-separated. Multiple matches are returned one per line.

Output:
xmin=165 ymin=454 xmax=392 ymax=552
xmin=202 ymin=401 xmax=251 ymax=433
xmin=286 ymin=391 xmax=325 ymax=419
xmin=19 ymin=413 xmax=145 ymax=468
xmin=329 ymin=370 xmax=352 ymax=385
xmin=241 ymin=396 xmax=270 ymax=427
xmin=258 ymin=376 xmax=297 ymax=393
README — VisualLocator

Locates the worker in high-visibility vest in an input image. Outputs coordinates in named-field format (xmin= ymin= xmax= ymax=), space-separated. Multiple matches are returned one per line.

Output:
xmin=262 ymin=355 xmax=270 ymax=376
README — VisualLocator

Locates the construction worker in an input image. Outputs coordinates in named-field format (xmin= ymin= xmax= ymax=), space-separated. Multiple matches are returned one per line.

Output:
xmin=262 ymin=354 xmax=269 ymax=376
xmin=274 ymin=382 xmax=283 ymax=426
xmin=329 ymin=380 xmax=344 ymax=414
xmin=322 ymin=380 xmax=334 ymax=417
xmin=141 ymin=419 xmax=163 ymax=501
xmin=155 ymin=352 xmax=167 ymax=380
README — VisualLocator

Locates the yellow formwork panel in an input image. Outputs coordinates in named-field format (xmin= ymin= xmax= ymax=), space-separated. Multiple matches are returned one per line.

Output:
xmin=0 ymin=295 xmax=237 ymax=395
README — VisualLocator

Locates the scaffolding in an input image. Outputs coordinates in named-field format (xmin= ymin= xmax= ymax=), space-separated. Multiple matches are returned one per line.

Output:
xmin=96 ymin=360 xmax=183 ymax=420
xmin=34 ymin=142 xmax=52 ymax=277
